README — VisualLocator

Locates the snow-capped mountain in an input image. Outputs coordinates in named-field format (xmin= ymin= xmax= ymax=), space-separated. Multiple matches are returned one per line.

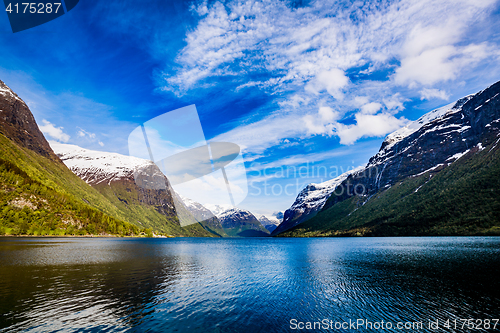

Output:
xmin=214 ymin=207 xmax=269 ymax=237
xmin=179 ymin=194 xmax=216 ymax=221
xmin=366 ymin=95 xmax=475 ymax=170
xmin=50 ymin=142 xmax=183 ymax=227
xmin=258 ymin=214 xmax=282 ymax=233
xmin=174 ymin=194 xmax=228 ymax=234
xmin=52 ymin=142 xmax=157 ymax=185
xmin=203 ymin=203 xmax=235 ymax=217
xmin=198 ymin=204 xmax=269 ymax=237
xmin=274 ymin=80 xmax=500 ymax=235
xmin=321 ymin=81 xmax=500 ymax=211
xmin=272 ymin=167 xmax=362 ymax=235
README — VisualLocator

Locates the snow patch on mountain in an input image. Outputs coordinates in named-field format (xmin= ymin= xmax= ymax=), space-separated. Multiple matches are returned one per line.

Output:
xmin=0 ymin=84 xmax=22 ymax=102
xmin=178 ymin=194 xmax=203 ymax=211
xmin=383 ymin=102 xmax=457 ymax=148
xmin=258 ymin=214 xmax=282 ymax=232
xmin=368 ymin=96 xmax=475 ymax=169
xmin=272 ymin=166 xmax=363 ymax=234
xmin=217 ymin=207 xmax=253 ymax=220
xmin=50 ymin=142 xmax=153 ymax=184
xmin=204 ymin=203 xmax=235 ymax=217
xmin=289 ymin=166 xmax=363 ymax=214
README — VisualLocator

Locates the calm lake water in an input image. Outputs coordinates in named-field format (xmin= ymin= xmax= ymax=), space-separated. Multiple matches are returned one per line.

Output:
xmin=0 ymin=237 xmax=499 ymax=332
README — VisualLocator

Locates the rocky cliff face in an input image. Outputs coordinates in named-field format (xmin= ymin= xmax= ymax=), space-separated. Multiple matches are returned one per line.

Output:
xmin=322 ymin=80 xmax=500 ymax=212
xmin=0 ymin=80 xmax=58 ymax=160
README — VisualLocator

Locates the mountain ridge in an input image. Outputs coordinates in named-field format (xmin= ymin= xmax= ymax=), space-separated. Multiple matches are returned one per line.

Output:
xmin=271 ymin=167 xmax=362 ymax=235
xmin=50 ymin=142 xmax=216 ymax=237
xmin=277 ymin=80 xmax=500 ymax=237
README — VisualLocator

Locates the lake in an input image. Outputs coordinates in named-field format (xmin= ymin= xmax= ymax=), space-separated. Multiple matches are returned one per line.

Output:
xmin=1 ymin=237 xmax=499 ymax=332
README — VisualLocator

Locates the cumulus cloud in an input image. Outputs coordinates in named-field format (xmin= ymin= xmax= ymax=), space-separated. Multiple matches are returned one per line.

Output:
xmin=305 ymin=69 xmax=350 ymax=100
xmin=335 ymin=113 xmax=408 ymax=145
xmin=361 ymin=102 xmax=383 ymax=114
xmin=302 ymin=105 xmax=408 ymax=145
xmin=39 ymin=119 xmax=70 ymax=142
xmin=394 ymin=44 xmax=491 ymax=87
xmin=318 ymin=106 xmax=339 ymax=122
xmin=420 ymin=88 xmax=450 ymax=100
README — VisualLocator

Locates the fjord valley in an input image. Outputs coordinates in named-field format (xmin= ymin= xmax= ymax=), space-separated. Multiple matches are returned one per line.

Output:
xmin=1 ymin=78 xmax=500 ymax=239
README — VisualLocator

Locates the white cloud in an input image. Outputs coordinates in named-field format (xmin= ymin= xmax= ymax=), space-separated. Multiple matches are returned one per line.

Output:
xmin=420 ymin=88 xmax=450 ymax=100
xmin=213 ymin=112 xmax=306 ymax=154
xmin=161 ymin=0 xmax=498 ymax=96
xmin=302 ymin=105 xmax=408 ymax=145
xmin=361 ymin=102 xmax=383 ymax=114
xmin=160 ymin=0 xmax=499 ymax=151
xmin=305 ymin=69 xmax=350 ymax=99
xmin=39 ymin=119 xmax=70 ymax=143
xmin=394 ymin=15 xmax=496 ymax=87
xmin=383 ymin=93 xmax=406 ymax=111
xmin=318 ymin=106 xmax=339 ymax=122
xmin=335 ymin=113 xmax=408 ymax=145
xmin=77 ymin=127 xmax=96 ymax=139
xmin=394 ymin=44 xmax=490 ymax=87
xmin=76 ymin=126 xmax=106 ymax=147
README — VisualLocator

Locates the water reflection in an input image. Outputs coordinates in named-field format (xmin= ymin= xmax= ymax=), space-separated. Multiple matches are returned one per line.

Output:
xmin=0 ymin=237 xmax=499 ymax=332
xmin=0 ymin=239 xmax=181 ymax=332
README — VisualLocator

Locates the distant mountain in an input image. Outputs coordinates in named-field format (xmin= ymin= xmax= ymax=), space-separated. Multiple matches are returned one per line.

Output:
xmin=258 ymin=214 xmax=282 ymax=233
xmin=278 ymin=80 xmax=500 ymax=237
xmin=178 ymin=195 xmax=228 ymax=237
xmin=271 ymin=168 xmax=361 ymax=235
xmin=51 ymin=142 xmax=216 ymax=237
xmin=0 ymin=80 xmax=150 ymax=236
xmin=178 ymin=200 xmax=272 ymax=236
xmin=215 ymin=207 xmax=270 ymax=237
xmin=204 ymin=203 xmax=235 ymax=217
xmin=201 ymin=204 xmax=269 ymax=237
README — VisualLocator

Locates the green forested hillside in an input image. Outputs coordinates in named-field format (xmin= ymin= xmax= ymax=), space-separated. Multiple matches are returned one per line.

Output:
xmin=0 ymin=133 xmax=214 ymax=237
xmin=280 ymin=140 xmax=500 ymax=237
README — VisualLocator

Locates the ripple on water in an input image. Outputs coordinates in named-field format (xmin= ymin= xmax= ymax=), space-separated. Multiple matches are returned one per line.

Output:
xmin=0 ymin=237 xmax=499 ymax=332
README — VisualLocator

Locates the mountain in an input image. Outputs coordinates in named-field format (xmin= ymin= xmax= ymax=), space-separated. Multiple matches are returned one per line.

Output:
xmin=178 ymin=195 xmax=229 ymax=237
xmin=271 ymin=168 xmax=361 ymax=235
xmin=0 ymin=80 xmax=150 ymax=236
xmin=215 ymin=207 xmax=270 ymax=237
xmin=258 ymin=215 xmax=281 ymax=233
xmin=203 ymin=204 xmax=270 ymax=237
xmin=204 ymin=203 xmax=234 ymax=217
xmin=51 ymin=142 xmax=216 ymax=237
xmin=0 ymin=80 xmax=58 ymax=160
xmin=278 ymin=80 xmax=500 ymax=237
xmin=168 ymin=198 xmax=270 ymax=237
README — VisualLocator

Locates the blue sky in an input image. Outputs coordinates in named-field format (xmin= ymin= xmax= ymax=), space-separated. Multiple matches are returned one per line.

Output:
xmin=1 ymin=0 xmax=500 ymax=216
